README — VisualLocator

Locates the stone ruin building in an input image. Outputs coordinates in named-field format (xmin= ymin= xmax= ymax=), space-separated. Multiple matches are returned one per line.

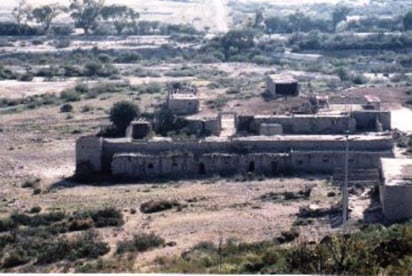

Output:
xmin=166 ymin=82 xmax=199 ymax=115
xmin=266 ymin=74 xmax=299 ymax=97
xmin=75 ymin=78 xmax=412 ymax=221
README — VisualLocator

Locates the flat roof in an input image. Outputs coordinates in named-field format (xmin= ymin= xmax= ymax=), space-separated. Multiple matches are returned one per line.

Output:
xmin=364 ymin=94 xmax=381 ymax=103
xmin=104 ymin=134 xmax=392 ymax=144
xmin=381 ymin=158 xmax=412 ymax=186
xmin=169 ymin=93 xmax=198 ymax=100
xmin=267 ymin=74 xmax=297 ymax=84
xmin=253 ymin=114 xmax=349 ymax=119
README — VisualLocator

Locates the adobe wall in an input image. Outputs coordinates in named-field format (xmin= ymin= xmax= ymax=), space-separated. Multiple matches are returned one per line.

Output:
xmin=111 ymin=150 xmax=393 ymax=179
xmin=112 ymin=152 xmax=290 ymax=178
xmin=101 ymin=136 xmax=394 ymax=172
xmin=351 ymin=111 xmax=391 ymax=131
xmin=76 ymin=136 xmax=103 ymax=174
xmin=260 ymin=123 xmax=283 ymax=135
xmin=248 ymin=115 xmax=356 ymax=134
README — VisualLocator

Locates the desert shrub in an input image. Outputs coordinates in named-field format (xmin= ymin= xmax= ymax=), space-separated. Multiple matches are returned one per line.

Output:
xmin=18 ymin=73 xmax=34 ymax=82
xmin=31 ymin=39 xmax=44 ymax=46
xmin=81 ymin=105 xmax=93 ymax=113
xmin=33 ymin=188 xmax=42 ymax=195
xmin=0 ymin=22 xmax=41 ymax=36
xmin=70 ymin=230 xmax=110 ymax=259
xmin=0 ymin=219 xmax=16 ymax=232
xmin=10 ymin=212 xmax=66 ymax=228
xmin=0 ymin=233 xmax=16 ymax=248
xmin=68 ymin=218 xmax=94 ymax=231
xmin=116 ymin=232 xmax=165 ymax=254
xmin=252 ymin=55 xmax=272 ymax=65
xmin=53 ymin=39 xmax=71 ymax=49
xmin=352 ymin=74 xmax=368 ymax=85
xmin=140 ymin=199 xmax=181 ymax=214
xmin=36 ymin=230 xmax=109 ymax=264
xmin=96 ymin=124 xmax=124 ymax=138
xmin=60 ymin=103 xmax=73 ymax=113
xmin=60 ymin=89 xmax=80 ymax=102
xmin=276 ymin=229 xmax=300 ymax=244
xmin=114 ymin=52 xmax=141 ymax=63
xmin=76 ymin=207 xmax=124 ymax=228
xmin=51 ymin=24 xmax=74 ymax=36
xmin=22 ymin=177 xmax=41 ymax=188
xmin=226 ymin=87 xmax=240 ymax=94
xmin=74 ymin=82 xmax=89 ymax=93
xmin=28 ymin=206 xmax=42 ymax=214
xmin=2 ymin=249 xmax=29 ymax=268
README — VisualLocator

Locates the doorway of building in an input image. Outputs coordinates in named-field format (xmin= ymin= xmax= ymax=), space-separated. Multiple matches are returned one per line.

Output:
xmin=248 ymin=161 xmax=255 ymax=173
xmin=198 ymin=163 xmax=206 ymax=175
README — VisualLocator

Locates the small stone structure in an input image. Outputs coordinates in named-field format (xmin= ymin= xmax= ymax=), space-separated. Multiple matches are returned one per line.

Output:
xmin=379 ymin=158 xmax=412 ymax=221
xmin=126 ymin=120 xmax=151 ymax=139
xmin=167 ymin=82 xmax=199 ymax=115
xmin=266 ymin=74 xmax=299 ymax=97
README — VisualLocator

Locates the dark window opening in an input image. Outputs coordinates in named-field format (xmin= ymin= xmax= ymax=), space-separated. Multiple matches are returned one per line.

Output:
xmin=148 ymin=163 xmax=154 ymax=169
xmin=323 ymin=158 xmax=329 ymax=163
xmin=198 ymin=163 xmax=206 ymax=175
xmin=172 ymin=162 xmax=178 ymax=167
xmin=248 ymin=161 xmax=255 ymax=173
xmin=297 ymin=160 xmax=304 ymax=165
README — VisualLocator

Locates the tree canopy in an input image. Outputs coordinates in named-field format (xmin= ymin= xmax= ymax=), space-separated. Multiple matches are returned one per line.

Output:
xmin=69 ymin=0 xmax=105 ymax=34
xmin=109 ymin=101 xmax=140 ymax=133
xmin=101 ymin=4 xmax=139 ymax=35
xmin=403 ymin=11 xmax=412 ymax=31
xmin=32 ymin=4 xmax=66 ymax=32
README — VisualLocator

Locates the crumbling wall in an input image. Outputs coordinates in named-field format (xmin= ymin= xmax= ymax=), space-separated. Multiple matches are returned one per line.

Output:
xmin=112 ymin=152 xmax=291 ymax=179
xmin=260 ymin=123 xmax=283 ymax=135
xmin=167 ymin=97 xmax=199 ymax=115
xmin=76 ymin=136 xmax=103 ymax=175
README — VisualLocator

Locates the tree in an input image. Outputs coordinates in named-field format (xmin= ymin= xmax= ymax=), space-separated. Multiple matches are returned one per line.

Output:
xmin=220 ymin=29 xmax=255 ymax=58
xmin=31 ymin=4 xmax=66 ymax=33
xmin=403 ymin=11 xmax=412 ymax=31
xmin=109 ymin=101 xmax=140 ymax=133
xmin=69 ymin=0 xmax=105 ymax=35
xmin=101 ymin=4 xmax=139 ymax=35
xmin=264 ymin=16 xmax=281 ymax=34
xmin=289 ymin=10 xmax=305 ymax=33
xmin=332 ymin=5 xmax=351 ymax=32
xmin=12 ymin=0 xmax=31 ymax=33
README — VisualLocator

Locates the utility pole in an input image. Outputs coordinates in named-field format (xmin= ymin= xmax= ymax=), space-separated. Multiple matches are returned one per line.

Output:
xmin=342 ymin=130 xmax=349 ymax=230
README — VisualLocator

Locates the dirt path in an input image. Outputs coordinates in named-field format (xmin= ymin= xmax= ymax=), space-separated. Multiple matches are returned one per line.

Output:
xmin=212 ymin=0 xmax=229 ymax=33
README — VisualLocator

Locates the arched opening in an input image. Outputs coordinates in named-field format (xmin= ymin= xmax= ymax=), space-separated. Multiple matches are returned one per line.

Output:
xmin=147 ymin=163 xmax=154 ymax=169
xmin=248 ymin=161 xmax=255 ymax=173
xmin=198 ymin=163 xmax=206 ymax=175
